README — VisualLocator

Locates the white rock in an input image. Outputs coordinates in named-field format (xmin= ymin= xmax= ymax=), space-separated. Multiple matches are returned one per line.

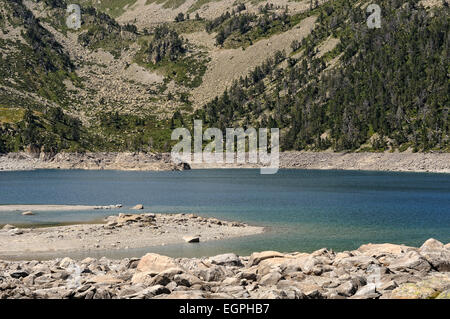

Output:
xmin=183 ymin=236 xmax=200 ymax=243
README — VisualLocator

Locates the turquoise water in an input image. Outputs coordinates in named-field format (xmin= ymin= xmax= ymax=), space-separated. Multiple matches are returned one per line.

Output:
xmin=0 ymin=169 xmax=449 ymax=258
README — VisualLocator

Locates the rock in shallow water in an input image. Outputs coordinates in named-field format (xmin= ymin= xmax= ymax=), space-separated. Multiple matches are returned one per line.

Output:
xmin=183 ymin=236 xmax=200 ymax=243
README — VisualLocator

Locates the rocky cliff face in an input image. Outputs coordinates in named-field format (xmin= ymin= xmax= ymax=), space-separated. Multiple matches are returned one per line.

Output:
xmin=0 ymin=238 xmax=449 ymax=299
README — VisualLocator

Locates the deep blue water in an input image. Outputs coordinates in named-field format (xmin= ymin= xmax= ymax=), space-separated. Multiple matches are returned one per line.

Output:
xmin=0 ymin=169 xmax=449 ymax=258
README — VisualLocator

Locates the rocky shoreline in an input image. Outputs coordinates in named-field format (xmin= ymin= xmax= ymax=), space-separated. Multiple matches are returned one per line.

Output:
xmin=0 ymin=152 xmax=189 ymax=171
xmin=192 ymin=151 xmax=450 ymax=173
xmin=0 ymin=213 xmax=263 ymax=259
xmin=1 ymin=151 xmax=449 ymax=173
xmin=0 ymin=238 xmax=448 ymax=299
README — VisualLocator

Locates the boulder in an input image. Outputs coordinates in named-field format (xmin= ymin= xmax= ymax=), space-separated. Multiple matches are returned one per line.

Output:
xmin=253 ymin=288 xmax=289 ymax=299
xmin=297 ymin=255 xmax=321 ymax=274
xmin=32 ymin=287 xmax=70 ymax=299
xmin=183 ymin=236 xmax=200 ymax=243
xmin=10 ymin=271 xmax=29 ymax=279
xmin=156 ymin=290 xmax=205 ymax=299
xmin=124 ymin=285 xmax=170 ymax=298
xmin=2 ymin=224 xmax=15 ymax=230
xmin=136 ymin=253 xmax=179 ymax=273
xmin=159 ymin=267 xmax=184 ymax=279
xmin=93 ymin=288 xmax=111 ymax=299
xmin=420 ymin=238 xmax=444 ymax=251
xmin=390 ymin=283 xmax=439 ymax=299
xmin=277 ymin=280 xmax=322 ymax=298
xmin=419 ymin=238 xmax=450 ymax=271
xmin=59 ymin=257 xmax=74 ymax=268
xmin=379 ymin=280 xmax=398 ymax=291
xmin=173 ymin=273 xmax=202 ymax=287
xmin=436 ymin=290 xmax=450 ymax=299
xmin=237 ymin=269 xmax=257 ymax=281
xmin=148 ymin=274 xmax=172 ymax=286
xmin=222 ymin=277 xmax=240 ymax=286
xmin=389 ymin=273 xmax=450 ymax=299
xmin=349 ymin=292 xmax=380 ymax=299
xmin=353 ymin=283 xmax=377 ymax=297
xmin=415 ymin=273 xmax=450 ymax=292
xmin=248 ymin=251 xmax=285 ymax=266
xmin=117 ymin=214 xmax=141 ymax=224
xmin=333 ymin=255 xmax=379 ymax=270
xmin=8 ymin=228 xmax=23 ymax=235
xmin=388 ymin=251 xmax=431 ymax=272
xmin=131 ymin=271 xmax=157 ymax=285
xmin=358 ymin=243 xmax=414 ymax=257
xmin=209 ymin=253 xmax=243 ymax=267
xmin=259 ymin=271 xmax=282 ymax=286
xmin=336 ymin=281 xmax=357 ymax=297
xmin=81 ymin=257 xmax=96 ymax=265
xmin=87 ymin=275 xmax=124 ymax=285
xmin=197 ymin=265 xmax=227 ymax=282
xmin=256 ymin=257 xmax=288 ymax=277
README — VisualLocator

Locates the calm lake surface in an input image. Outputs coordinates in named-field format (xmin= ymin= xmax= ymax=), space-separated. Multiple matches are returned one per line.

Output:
xmin=1 ymin=169 xmax=449 ymax=258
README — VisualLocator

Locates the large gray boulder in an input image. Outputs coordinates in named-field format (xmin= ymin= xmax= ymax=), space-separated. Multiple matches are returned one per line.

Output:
xmin=209 ymin=253 xmax=243 ymax=267
xmin=419 ymin=238 xmax=450 ymax=272
xmin=248 ymin=251 xmax=285 ymax=266
xmin=388 ymin=251 xmax=432 ymax=273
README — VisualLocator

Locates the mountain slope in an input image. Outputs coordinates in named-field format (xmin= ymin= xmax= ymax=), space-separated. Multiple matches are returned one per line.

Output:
xmin=0 ymin=0 xmax=448 ymax=154
xmin=196 ymin=0 xmax=449 ymax=152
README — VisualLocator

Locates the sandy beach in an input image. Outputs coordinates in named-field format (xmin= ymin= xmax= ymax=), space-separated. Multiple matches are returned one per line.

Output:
xmin=0 ymin=213 xmax=264 ymax=259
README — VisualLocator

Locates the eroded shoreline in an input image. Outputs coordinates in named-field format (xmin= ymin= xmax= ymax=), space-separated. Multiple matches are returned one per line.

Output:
xmin=1 ymin=151 xmax=449 ymax=173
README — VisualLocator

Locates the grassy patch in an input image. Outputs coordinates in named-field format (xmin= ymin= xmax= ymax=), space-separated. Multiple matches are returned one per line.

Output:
xmin=134 ymin=36 xmax=209 ymax=88
xmin=168 ymin=19 xmax=207 ymax=34
xmin=0 ymin=108 xmax=25 ymax=124
xmin=72 ymin=0 xmax=138 ymax=17
xmin=187 ymin=0 xmax=220 ymax=13
xmin=89 ymin=112 xmax=176 ymax=152
xmin=146 ymin=0 xmax=187 ymax=9
xmin=216 ymin=11 xmax=314 ymax=49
